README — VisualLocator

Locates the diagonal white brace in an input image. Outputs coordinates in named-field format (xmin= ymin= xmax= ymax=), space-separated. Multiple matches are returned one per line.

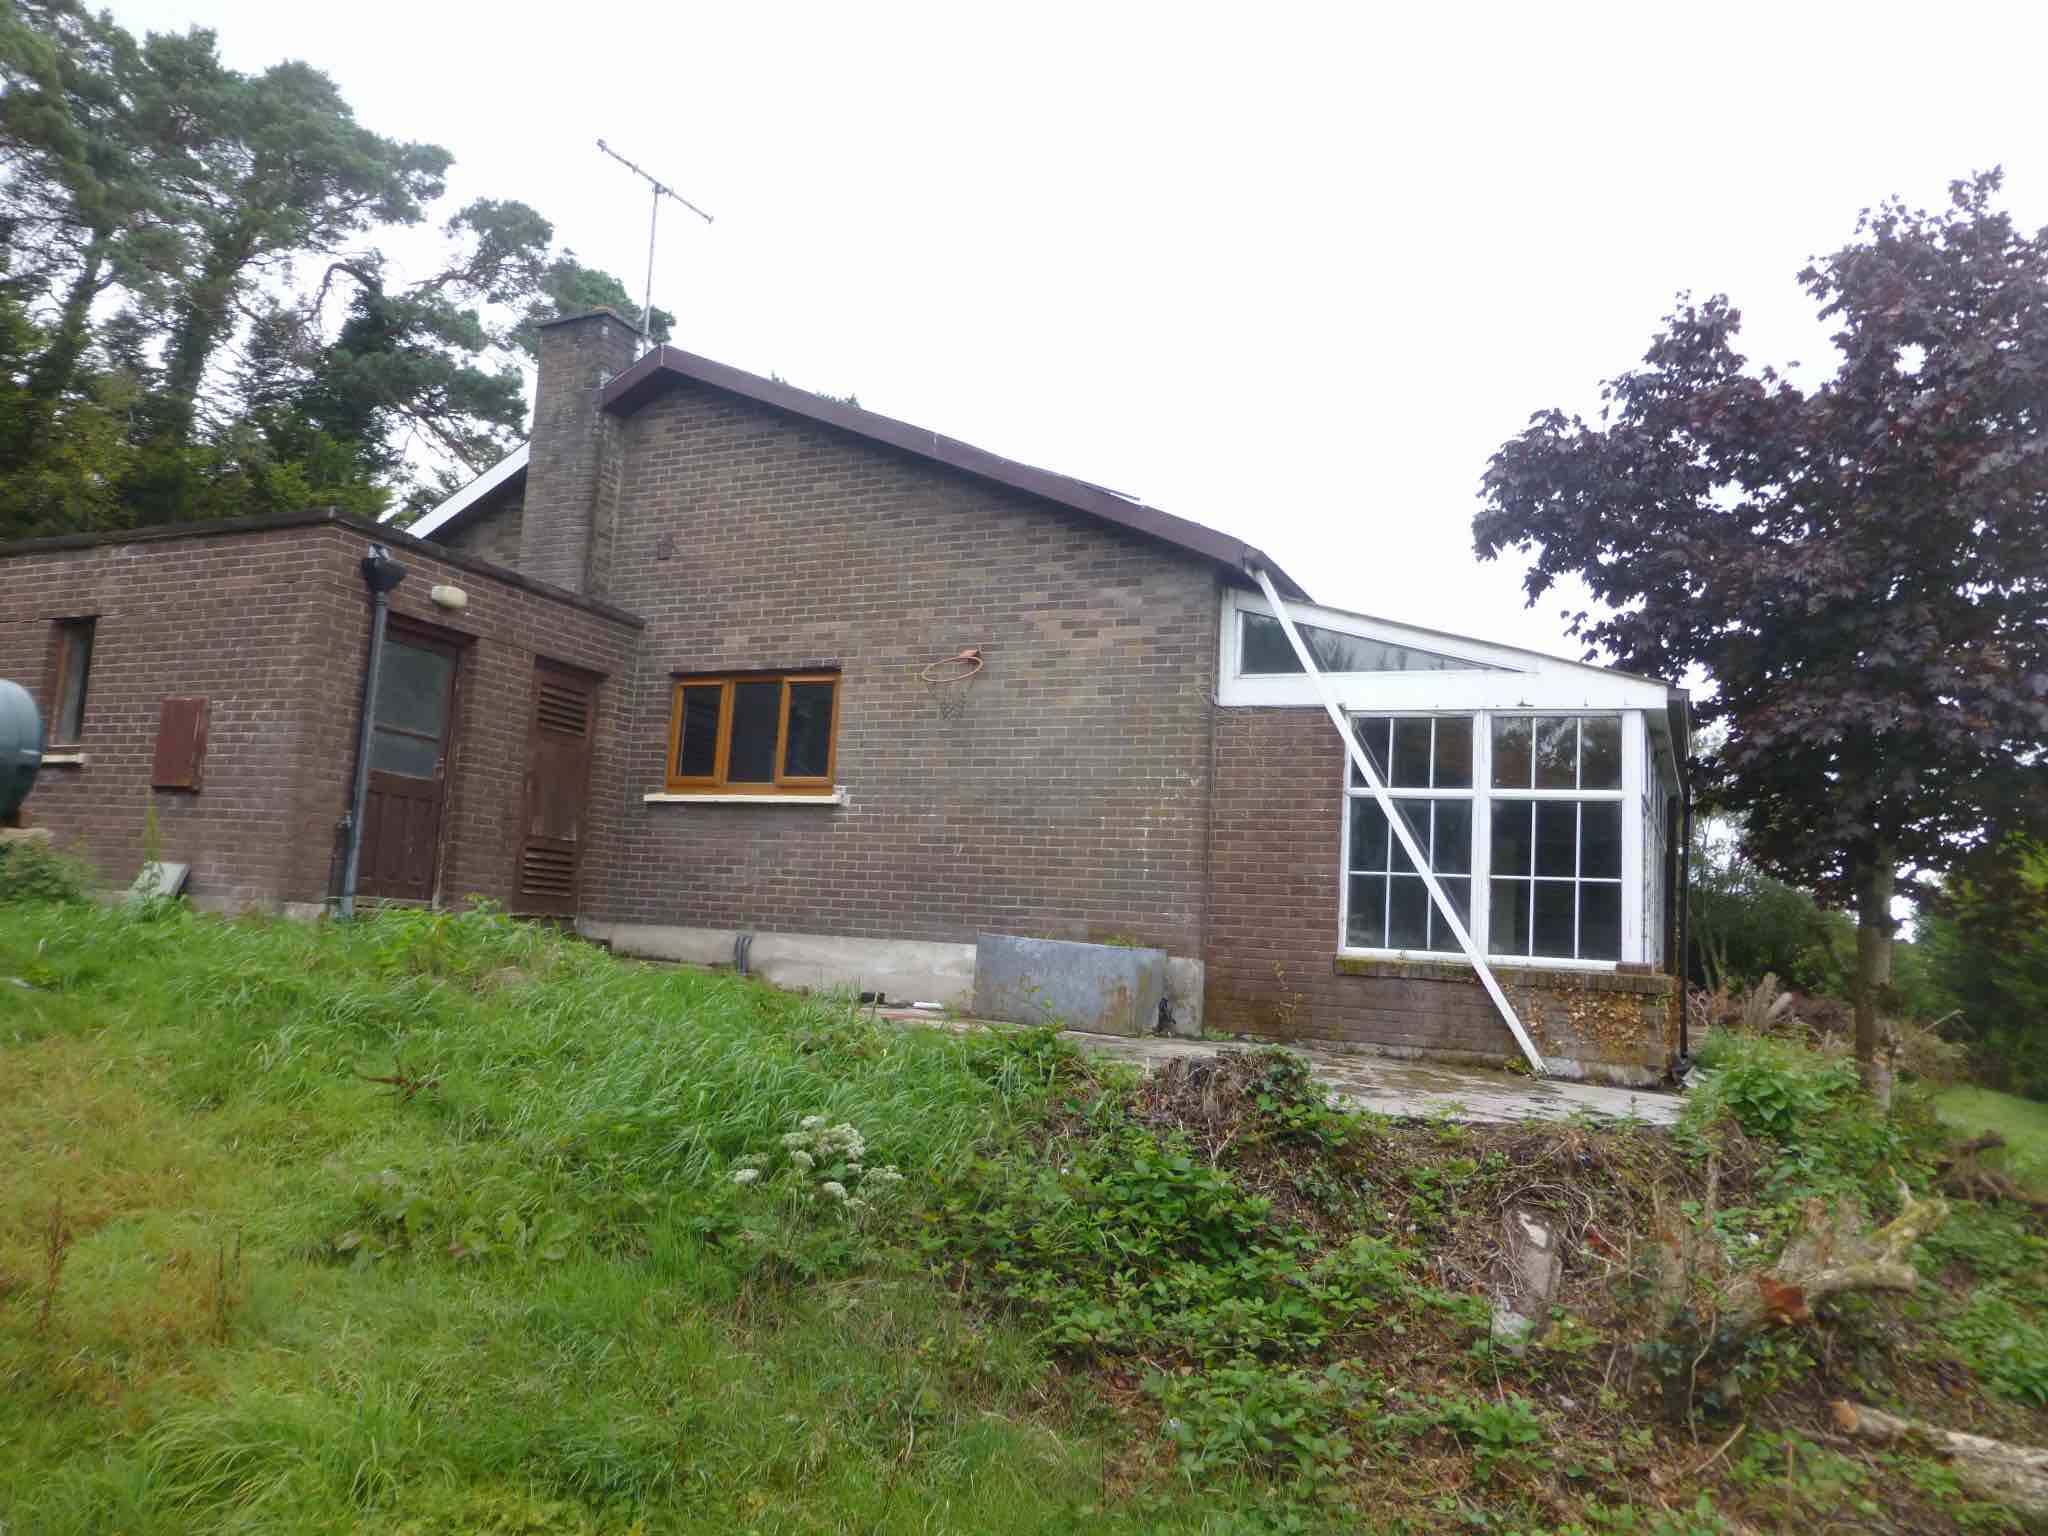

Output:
xmin=1249 ymin=567 xmax=1547 ymax=1075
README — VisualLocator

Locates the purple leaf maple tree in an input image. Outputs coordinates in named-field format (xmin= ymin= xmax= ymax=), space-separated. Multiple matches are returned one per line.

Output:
xmin=1475 ymin=171 xmax=2048 ymax=1105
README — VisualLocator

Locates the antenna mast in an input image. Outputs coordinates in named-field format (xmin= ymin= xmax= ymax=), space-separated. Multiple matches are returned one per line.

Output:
xmin=596 ymin=138 xmax=713 ymax=348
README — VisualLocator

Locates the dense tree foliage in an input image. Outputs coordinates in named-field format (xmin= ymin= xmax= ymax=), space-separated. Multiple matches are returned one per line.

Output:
xmin=1918 ymin=837 xmax=2048 ymax=1099
xmin=1689 ymin=824 xmax=1849 ymax=997
xmin=0 ymin=1 xmax=664 ymax=530
xmin=1476 ymin=172 xmax=2048 ymax=1105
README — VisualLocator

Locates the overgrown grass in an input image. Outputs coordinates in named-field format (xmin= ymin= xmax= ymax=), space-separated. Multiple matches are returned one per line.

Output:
xmin=0 ymin=901 xmax=1187 ymax=1534
xmin=4 ymin=902 xmax=2045 ymax=1534
xmin=1937 ymin=1084 xmax=2048 ymax=1193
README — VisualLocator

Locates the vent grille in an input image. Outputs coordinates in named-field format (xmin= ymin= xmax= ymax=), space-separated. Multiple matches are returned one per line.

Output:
xmin=520 ymin=845 xmax=575 ymax=898
xmin=536 ymin=681 xmax=589 ymax=736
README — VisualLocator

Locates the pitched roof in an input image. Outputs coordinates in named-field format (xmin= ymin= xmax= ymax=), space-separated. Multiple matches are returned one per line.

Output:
xmin=403 ymin=445 xmax=527 ymax=541
xmin=403 ymin=344 xmax=1309 ymax=598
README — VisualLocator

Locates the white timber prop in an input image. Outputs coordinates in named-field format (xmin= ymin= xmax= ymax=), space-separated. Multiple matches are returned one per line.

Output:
xmin=1249 ymin=566 xmax=1547 ymax=1076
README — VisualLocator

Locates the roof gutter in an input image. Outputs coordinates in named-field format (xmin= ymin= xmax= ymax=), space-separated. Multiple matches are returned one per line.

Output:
xmin=1249 ymin=565 xmax=1548 ymax=1077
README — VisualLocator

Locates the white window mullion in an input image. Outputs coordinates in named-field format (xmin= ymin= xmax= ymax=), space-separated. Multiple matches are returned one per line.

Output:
xmin=1621 ymin=710 xmax=1646 ymax=964
xmin=1472 ymin=711 xmax=1492 ymax=958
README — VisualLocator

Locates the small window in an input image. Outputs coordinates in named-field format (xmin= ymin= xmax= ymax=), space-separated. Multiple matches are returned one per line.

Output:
xmin=47 ymin=618 xmax=95 ymax=747
xmin=665 ymin=672 xmax=839 ymax=794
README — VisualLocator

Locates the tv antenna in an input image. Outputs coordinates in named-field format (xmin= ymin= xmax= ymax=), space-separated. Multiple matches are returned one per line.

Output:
xmin=597 ymin=138 xmax=713 ymax=347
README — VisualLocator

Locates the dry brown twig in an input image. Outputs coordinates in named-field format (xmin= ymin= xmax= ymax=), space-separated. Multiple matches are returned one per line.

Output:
xmin=1831 ymin=1400 xmax=2048 ymax=1518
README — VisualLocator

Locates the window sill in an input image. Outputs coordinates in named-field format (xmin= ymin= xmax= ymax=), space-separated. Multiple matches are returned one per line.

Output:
xmin=40 ymin=750 xmax=86 ymax=766
xmin=643 ymin=788 xmax=847 ymax=807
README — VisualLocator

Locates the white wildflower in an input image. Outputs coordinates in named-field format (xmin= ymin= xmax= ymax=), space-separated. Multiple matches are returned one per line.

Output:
xmin=845 ymin=1163 xmax=862 ymax=1177
xmin=782 ymin=1132 xmax=811 ymax=1149
xmin=790 ymin=1150 xmax=815 ymax=1172
xmin=731 ymin=1168 xmax=760 ymax=1186
xmin=863 ymin=1166 xmax=903 ymax=1186
xmin=800 ymin=1114 xmax=827 ymax=1131
xmin=846 ymin=1197 xmax=870 ymax=1213
xmin=820 ymin=1181 xmax=848 ymax=1201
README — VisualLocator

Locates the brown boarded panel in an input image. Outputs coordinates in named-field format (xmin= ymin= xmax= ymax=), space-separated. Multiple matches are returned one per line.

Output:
xmin=515 ymin=660 xmax=598 ymax=917
xmin=151 ymin=697 xmax=209 ymax=790
xmin=363 ymin=772 xmax=443 ymax=901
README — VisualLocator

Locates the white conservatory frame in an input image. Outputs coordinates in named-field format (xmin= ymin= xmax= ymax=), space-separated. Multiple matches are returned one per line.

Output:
xmin=1218 ymin=589 xmax=1685 ymax=972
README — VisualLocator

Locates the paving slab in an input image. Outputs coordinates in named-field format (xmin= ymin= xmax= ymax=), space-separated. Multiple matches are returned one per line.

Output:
xmin=879 ymin=1009 xmax=1684 ymax=1126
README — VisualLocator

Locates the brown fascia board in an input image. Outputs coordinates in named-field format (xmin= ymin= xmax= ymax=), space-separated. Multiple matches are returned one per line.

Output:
xmin=602 ymin=344 xmax=1312 ymax=601
xmin=0 ymin=508 xmax=645 ymax=629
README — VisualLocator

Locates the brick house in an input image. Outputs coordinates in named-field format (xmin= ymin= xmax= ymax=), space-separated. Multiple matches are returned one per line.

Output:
xmin=1 ymin=310 xmax=1688 ymax=1082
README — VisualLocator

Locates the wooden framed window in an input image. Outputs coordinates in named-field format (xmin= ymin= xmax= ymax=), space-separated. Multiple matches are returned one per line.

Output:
xmin=47 ymin=618 xmax=95 ymax=747
xmin=665 ymin=672 xmax=839 ymax=794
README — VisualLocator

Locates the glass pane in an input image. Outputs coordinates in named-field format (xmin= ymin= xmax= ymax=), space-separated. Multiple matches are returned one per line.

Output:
xmin=727 ymin=681 xmax=782 ymax=783
xmin=1581 ymin=800 xmax=1623 ymax=879
xmin=1581 ymin=718 xmax=1622 ymax=789
xmin=1387 ymin=876 xmax=1429 ymax=949
xmin=1427 ymin=876 xmax=1471 ymax=952
xmin=1389 ymin=813 xmax=1419 ymax=876
xmin=1390 ymin=717 xmax=1432 ymax=787
xmin=783 ymin=682 xmax=835 ymax=778
xmin=1535 ymin=800 xmax=1579 ymax=878
xmin=675 ymin=685 xmax=722 ymax=778
xmin=1347 ymin=875 xmax=1387 ymax=948
xmin=1491 ymin=800 xmax=1533 ymax=878
xmin=1434 ymin=799 xmax=1472 ymax=875
xmin=1348 ymin=799 xmax=1390 ymax=874
xmin=1240 ymin=612 xmax=1303 ymax=673
xmin=1534 ymin=715 xmax=1578 ymax=788
xmin=370 ymin=728 xmax=437 ymax=777
xmin=1434 ymin=716 xmax=1473 ymax=789
xmin=1489 ymin=879 xmax=1529 ymax=956
xmin=1580 ymin=883 xmax=1622 ymax=961
xmin=1241 ymin=611 xmax=1504 ymax=674
xmin=374 ymin=641 xmax=453 ymax=738
xmin=54 ymin=624 xmax=92 ymax=743
xmin=1350 ymin=716 xmax=1390 ymax=786
xmin=1532 ymin=880 xmax=1576 ymax=958
xmin=1492 ymin=715 xmax=1533 ymax=788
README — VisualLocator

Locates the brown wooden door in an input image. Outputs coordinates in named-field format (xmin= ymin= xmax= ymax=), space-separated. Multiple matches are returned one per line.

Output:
xmin=359 ymin=628 xmax=461 ymax=902
xmin=515 ymin=660 xmax=598 ymax=916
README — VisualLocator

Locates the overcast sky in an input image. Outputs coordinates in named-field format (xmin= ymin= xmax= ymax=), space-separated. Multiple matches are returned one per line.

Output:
xmin=106 ymin=0 xmax=2048 ymax=659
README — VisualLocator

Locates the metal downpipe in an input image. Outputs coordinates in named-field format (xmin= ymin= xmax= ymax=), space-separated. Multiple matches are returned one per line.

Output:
xmin=337 ymin=546 xmax=406 ymax=918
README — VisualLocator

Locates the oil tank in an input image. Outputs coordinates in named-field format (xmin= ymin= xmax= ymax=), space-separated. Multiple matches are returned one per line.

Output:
xmin=1 ymin=679 xmax=42 ymax=822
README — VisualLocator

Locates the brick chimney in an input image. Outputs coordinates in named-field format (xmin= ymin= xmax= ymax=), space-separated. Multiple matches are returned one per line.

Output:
xmin=520 ymin=309 xmax=643 ymax=595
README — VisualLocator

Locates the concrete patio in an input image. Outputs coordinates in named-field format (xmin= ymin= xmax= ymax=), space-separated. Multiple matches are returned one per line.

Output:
xmin=880 ymin=1009 xmax=1686 ymax=1127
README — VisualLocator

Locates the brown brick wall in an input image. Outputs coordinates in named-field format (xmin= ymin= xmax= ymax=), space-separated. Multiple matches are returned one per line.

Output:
xmin=436 ymin=487 xmax=525 ymax=569
xmin=0 ymin=517 xmax=637 ymax=914
xmin=2 ymin=525 xmax=341 ymax=908
xmin=293 ymin=525 xmax=641 ymax=914
xmin=582 ymin=377 xmax=1224 ymax=954
xmin=521 ymin=312 xmax=640 ymax=594
xmin=1206 ymin=707 xmax=1668 ymax=1075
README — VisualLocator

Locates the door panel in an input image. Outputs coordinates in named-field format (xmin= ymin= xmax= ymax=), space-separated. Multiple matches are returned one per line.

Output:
xmin=359 ymin=629 xmax=460 ymax=902
xmin=516 ymin=661 xmax=597 ymax=916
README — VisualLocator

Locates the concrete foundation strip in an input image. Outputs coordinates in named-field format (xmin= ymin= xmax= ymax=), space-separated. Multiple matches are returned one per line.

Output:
xmin=1249 ymin=566 xmax=1547 ymax=1076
